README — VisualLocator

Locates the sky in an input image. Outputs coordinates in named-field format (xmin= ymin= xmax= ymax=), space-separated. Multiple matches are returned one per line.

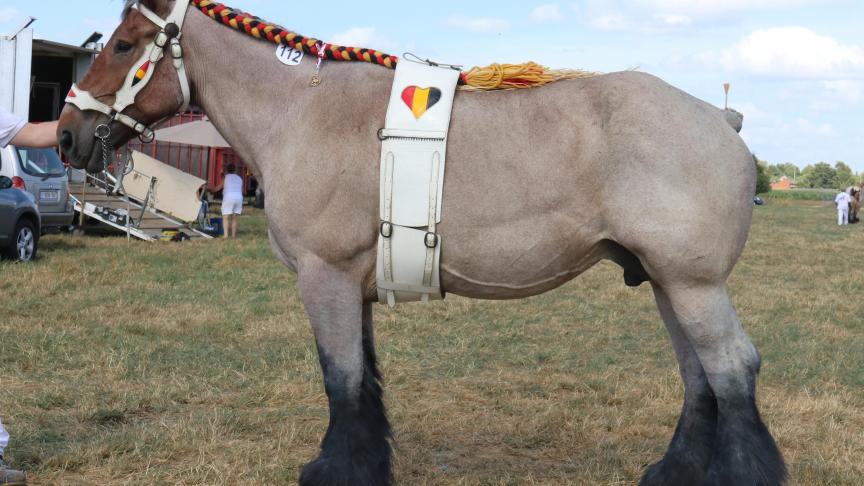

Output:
xmin=2 ymin=0 xmax=862 ymax=171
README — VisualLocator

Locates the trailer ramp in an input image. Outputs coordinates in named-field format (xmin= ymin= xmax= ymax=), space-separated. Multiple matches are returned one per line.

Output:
xmin=68 ymin=154 xmax=213 ymax=241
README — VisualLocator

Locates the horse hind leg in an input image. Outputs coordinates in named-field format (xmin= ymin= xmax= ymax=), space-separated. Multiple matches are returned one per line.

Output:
xmin=297 ymin=261 xmax=392 ymax=486
xmin=651 ymin=283 xmax=787 ymax=486
xmin=639 ymin=283 xmax=718 ymax=485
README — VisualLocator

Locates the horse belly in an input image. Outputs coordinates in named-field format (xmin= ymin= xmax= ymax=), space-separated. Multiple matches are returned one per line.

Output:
xmin=439 ymin=214 xmax=607 ymax=300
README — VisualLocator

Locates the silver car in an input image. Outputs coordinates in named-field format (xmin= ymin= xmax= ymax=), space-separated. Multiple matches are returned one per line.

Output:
xmin=0 ymin=145 xmax=74 ymax=231
xmin=0 ymin=175 xmax=41 ymax=261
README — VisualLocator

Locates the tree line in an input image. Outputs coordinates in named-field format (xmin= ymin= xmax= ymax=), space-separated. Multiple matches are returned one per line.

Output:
xmin=755 ymin=158 xmax=858 ymax=193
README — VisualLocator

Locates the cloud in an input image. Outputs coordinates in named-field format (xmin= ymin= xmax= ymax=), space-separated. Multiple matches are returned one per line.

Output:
xmin=328 ymin=26 xmax=406 ymax=53
xmin=587 ymin=13 xmax=632 ymax=31
xmin=530 ymin=4 xmax=565 ymax=23
xmin=822 ymin=80 xmax=864 ymax=103
xmin=653 ymin=13 xmax=691 ymax=28
xmin=443 ymin=15 xmax=510 ymax=34
xmin=732 ymin=102 xmax=769 ymax=123
xmin=739 ymin=109 xmax=840 ymax=166
xmin=572 ymin=0 xmax=832 ymax=33
xmin=573 ymin=1 xmax=698 ymax=33
xmin=698 ymin=27 xmax=864 ymax=79
xmin=777 ymin=80 xmax=864 ymax=112
xmin=331 ymin=27 xmax=378 ymax=47
xmin=0 ymin=7 xmax=19 ymax=23
xmin=632 ymin=0 xmax=826 ymax=16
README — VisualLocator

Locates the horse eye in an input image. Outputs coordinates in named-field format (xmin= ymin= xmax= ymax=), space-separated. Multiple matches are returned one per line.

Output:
xmin=114 ymin=40 xmax=134 ymax=54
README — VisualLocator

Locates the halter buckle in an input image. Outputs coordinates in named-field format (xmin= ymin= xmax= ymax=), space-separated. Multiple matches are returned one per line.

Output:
xmin=139 ymin=129 xmax=156 ymax=144
xmin=154 ymin=32 xmax=169 ymax=48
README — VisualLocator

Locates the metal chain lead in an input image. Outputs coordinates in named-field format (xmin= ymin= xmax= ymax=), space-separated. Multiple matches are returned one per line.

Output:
xmin=95 ymin=124 xmax=113 ymax=173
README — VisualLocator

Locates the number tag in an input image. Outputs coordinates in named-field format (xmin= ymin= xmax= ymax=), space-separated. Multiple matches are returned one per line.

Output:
xmin=276 ymin=45 xmax=304 ymax=66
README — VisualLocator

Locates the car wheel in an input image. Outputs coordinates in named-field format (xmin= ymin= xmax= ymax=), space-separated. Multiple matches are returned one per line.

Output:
xmin=5 ymin=219 xmax=38 ymax=262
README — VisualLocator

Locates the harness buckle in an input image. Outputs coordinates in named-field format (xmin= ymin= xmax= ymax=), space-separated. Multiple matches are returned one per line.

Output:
xmin=170 ymin=40 xmax=183 ymax=60
xmin=154 ymin=32 xmax=169 ymax=48
xmin=424 ymin=232 xmax=439 ymax=249
xmin=379 ymin=221 xmax=392 ymax=238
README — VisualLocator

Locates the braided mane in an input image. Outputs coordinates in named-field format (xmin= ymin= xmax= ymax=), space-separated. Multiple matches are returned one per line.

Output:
xmin=123 ymin=0 xmax=600 ymax=90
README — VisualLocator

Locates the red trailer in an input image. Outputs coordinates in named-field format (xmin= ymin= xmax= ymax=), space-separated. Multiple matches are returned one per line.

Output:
xmin=126 ymin=112 xmax=255 ymax=194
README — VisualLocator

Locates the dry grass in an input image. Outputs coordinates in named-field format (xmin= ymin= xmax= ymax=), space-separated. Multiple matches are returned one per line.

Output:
xmin=0 ymin=201 xmax=862 ymax=485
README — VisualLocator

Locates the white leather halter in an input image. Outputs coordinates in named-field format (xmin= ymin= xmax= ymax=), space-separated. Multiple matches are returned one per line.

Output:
xmin=65 ymin=0 xmax=192 ymax=141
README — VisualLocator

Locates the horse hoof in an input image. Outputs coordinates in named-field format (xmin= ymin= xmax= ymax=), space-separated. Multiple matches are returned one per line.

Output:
xmin=299 ymin=456 xmax=391 ymax=486
xmin=699 ymin=449 xmax=787 ymax=486
xmin=639 ymin=458 xmax=706 ymax=486
xmin=299 ymin=458 xmax=340 ymax=486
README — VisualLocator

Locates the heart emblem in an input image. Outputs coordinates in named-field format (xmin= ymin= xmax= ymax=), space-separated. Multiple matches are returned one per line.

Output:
xmin=401 ymin=86 xmax=442 ymax=119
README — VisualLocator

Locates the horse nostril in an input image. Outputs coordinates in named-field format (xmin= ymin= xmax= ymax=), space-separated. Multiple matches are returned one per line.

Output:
xmin=59 ymin=130 xmax=74 ymax=152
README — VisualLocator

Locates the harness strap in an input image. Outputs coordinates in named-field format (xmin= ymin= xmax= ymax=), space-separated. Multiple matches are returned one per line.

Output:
xmin=376 ymin=59 xmax=459 ymax=305
xmin=421 ymin=153 xmax=441 ymax=301
xmin=137 ymin=3 xmax=170 ymax=28
xmin=382 ymin=153 xmax=396 ymax=307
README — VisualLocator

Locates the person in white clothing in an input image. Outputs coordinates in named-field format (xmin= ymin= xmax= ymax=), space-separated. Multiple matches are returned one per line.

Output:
xmin=835 ymin=190 xmax=852 ymax=225
xmin=0 ymin=106 xmax=58 ymax=485
xmin=1 ymin=106 xmax=58 ymax=149
xmin=214 ymin=164 xmax=244 ymax=238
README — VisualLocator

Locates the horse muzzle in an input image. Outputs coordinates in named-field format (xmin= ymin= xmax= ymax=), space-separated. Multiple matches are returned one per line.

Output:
xmin=58 ymin=107 xmax=125 ymax=174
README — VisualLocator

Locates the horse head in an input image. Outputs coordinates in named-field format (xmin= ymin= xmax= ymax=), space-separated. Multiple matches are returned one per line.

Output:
xmin=59 ymin=0 xmax=190 ymax=173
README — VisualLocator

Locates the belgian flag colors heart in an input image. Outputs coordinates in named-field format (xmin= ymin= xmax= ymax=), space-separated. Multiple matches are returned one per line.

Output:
xmin=401 ymin=86 xmax=442 ymax=120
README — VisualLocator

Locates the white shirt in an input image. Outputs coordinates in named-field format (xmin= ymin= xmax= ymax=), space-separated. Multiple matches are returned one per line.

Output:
xmin=835 ymin=192 xmax=851 ymax=209
xmin=223 ymin=173 xmax=244 ymax=200
xmin=0 ymin=107 xmax=26 ymax=148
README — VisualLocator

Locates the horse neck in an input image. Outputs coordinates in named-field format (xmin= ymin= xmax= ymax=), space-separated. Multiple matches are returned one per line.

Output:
xmin=181 ymin=7 xmax=394 ymax=175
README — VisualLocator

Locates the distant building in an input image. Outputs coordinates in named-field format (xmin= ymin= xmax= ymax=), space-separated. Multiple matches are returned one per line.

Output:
xmin=1 ymin=26 xmax=98 ymax=121
xmin=770 ymin=176 xmax=796 ymax=191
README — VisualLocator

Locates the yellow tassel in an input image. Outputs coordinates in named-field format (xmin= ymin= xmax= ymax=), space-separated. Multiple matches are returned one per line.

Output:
xmin=460 ymin=61 xmax=599 ymax=91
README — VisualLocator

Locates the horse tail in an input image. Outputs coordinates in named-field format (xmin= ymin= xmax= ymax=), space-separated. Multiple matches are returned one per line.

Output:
xmin=723 ymin=108 xmax=744 ymax=133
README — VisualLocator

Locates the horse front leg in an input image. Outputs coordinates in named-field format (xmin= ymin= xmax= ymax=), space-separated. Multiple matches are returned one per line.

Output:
xmin=297 ymin=260 xmax=392 ymax=486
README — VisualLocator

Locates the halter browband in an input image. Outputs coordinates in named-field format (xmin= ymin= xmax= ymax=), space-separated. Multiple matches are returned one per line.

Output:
xmin=65 ymin=1 xmax=192 ymax=141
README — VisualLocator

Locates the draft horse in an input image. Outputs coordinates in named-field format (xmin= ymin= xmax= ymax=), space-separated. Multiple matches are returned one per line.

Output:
xmin=57 ymin=1 xmax=787 ymax=484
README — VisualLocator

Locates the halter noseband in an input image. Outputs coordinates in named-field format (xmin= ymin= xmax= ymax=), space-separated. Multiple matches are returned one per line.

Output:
xmin=65 ymin=0 xmax=192 ymax=142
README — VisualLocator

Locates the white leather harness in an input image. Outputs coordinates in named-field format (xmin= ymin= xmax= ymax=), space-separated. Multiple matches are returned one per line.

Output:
xmin=377 ymin=59 xmax=460 ymax=305
xmin=65 ymin=0 xmax=192 ymax=142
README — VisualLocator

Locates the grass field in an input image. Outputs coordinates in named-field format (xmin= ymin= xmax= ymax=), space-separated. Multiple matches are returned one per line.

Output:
xmin=1 ymin=200 xmax=863 ymax=485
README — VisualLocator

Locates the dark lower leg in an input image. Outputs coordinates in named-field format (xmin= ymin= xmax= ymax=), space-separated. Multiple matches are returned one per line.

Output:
xmin=641 ymin=388 xmax=717 ymax=486
xmin=703 ymin=394 xmax=785 ymax=486
xmin=664 ymin=285 xmax=786 ymax=486
xmin=299 ymin=300 xmax=391 ymax=486
xmin=641 ymin=284 xmax=718 ymax=486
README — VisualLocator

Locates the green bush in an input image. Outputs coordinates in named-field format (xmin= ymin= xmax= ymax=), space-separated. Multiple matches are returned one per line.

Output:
xmin=755 ymin=160 xmax=771 ymax=195
xmin=759 ymin=189 xmax=836 ymax=201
